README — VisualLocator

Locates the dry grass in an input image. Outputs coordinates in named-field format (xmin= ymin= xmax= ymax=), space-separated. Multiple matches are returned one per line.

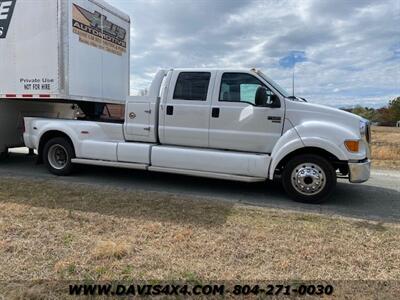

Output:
xmin=0 ymin=177 xmax=399 ymax=298
xmin=92 ymin=240 xmax=130 ymax=259
xmin=0 ymin=177 xmax=399 ymax=281
xmin=371 ymin=126 xmax=400 ymax=170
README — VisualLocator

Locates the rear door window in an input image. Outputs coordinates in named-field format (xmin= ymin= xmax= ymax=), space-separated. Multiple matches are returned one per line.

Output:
xmin=173 ymin=72 xmax=211 ymax=101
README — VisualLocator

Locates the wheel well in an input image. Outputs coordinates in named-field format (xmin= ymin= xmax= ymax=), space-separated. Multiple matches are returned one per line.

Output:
xmin=275 ymin=147 xmax=347 ymax=175
xmin=37 ymin=131 xmax=75 ymax=163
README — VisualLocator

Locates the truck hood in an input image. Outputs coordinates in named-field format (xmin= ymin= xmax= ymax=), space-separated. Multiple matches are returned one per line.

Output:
xmin=284 ymin=99 xmax=363 ymax=136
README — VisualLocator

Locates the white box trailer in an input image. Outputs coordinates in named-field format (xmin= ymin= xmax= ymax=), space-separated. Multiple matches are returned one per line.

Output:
xmin=0 ymin=0 xmax=130 ymax=154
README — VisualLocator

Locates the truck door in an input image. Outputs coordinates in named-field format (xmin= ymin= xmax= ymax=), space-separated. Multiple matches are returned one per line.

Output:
xmin=159 ymin=71 xmax=214 ymax=148
xmin=209 ymin=72 xmax=284 ymax=153
xmin=124 ymin=102 xmax=151 ymax=137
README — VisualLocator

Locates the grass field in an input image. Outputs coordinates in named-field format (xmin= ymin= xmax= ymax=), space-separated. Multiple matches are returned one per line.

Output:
xmin=371 ymin=126 xmax=400 ymax=170
xmin=0 ymin=177 xmax=399 ymax=298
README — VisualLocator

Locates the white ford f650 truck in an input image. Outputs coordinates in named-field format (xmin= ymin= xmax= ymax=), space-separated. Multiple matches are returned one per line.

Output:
xmin=23 ymin=69 xmax=371 ymax=203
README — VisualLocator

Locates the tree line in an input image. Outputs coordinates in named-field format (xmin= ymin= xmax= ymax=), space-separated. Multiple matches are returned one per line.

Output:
xmin=342 ymin=97 xmax=400 ymax=126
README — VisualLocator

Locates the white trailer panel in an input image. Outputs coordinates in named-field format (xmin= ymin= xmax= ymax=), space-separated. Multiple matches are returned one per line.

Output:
xmin=0 ymin=0 xmax=130 ymax=103
xmin=0 ymin=0 xmax=59 ymax=95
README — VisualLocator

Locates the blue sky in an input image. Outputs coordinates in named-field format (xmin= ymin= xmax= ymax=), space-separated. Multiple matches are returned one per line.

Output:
xmin=108 ymin=0 xmax=399 ymax=108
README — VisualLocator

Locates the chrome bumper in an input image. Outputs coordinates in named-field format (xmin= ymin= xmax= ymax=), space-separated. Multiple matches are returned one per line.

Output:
xmin=349 ymin=160 xmax=371 ymax=183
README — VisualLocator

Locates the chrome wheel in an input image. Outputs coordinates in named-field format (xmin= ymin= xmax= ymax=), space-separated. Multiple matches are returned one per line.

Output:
xmin=48 ymin=144 xmax=68 ymax=170
xmin=291 ymin=163 xmax=326 ymax=196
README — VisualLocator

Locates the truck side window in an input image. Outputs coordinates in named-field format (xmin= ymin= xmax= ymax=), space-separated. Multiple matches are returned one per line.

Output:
xmin=173 ymin=72 xmax=211 ymax=101
xmin=220 ymin=73 xmax=274 ymax=106
xmin=102 ymin=104 xmax=125 ymax=122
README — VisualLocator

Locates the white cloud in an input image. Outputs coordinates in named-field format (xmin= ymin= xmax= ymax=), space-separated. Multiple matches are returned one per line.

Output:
xmin=109 ymin=0 xmax=399 ymax=107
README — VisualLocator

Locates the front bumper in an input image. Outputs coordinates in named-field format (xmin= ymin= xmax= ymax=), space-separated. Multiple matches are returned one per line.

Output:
xmin=348 ymin=159 xmax=371 ymax=183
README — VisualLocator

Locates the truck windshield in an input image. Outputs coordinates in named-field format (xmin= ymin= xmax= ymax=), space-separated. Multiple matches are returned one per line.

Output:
xmin=257 ymin=71 xmax=290 ymax=98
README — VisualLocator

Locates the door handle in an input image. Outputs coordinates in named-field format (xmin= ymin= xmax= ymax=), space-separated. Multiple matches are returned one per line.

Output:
xmin=166 ymin=105 xmax=174 ymax=115
xmin=212 ymin=107 xmax=220 ymax=118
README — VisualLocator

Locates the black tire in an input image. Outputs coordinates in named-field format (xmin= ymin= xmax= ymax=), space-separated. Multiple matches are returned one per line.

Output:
xmin=43 ymin=137 xmax=75 ymax=176
xmin=0 ymin=149 xmax=8 ymax=161
xmin=282 ymin=154 xmax=336 ymax=204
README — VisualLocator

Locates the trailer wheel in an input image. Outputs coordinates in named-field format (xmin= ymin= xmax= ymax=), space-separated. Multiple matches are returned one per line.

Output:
xmin=282 ymin=154 xmax=336 ymax=204
xmin=0 ymin=149 xmax=8 ymax=161
xmin=43 ymin=137 xmax=74 ymax=176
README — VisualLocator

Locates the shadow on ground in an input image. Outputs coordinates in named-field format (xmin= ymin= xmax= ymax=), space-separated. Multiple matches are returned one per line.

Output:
xmin=0 ymin=180 xmax=234 ymax=229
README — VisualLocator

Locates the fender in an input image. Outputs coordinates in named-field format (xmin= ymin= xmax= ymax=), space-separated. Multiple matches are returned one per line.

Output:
xmin=36 ymin=122 xmax=80 ymax=156
xmin=268 ymin=122 xmax=304 ymax=179
xmin=268 ymin=120 xmax=353 ymax=180
xmin=296 ymin=120 xmax=361 ymax=160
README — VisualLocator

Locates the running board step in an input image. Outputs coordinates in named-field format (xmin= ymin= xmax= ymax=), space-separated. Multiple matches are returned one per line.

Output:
xmin=71 ymin=158 xmax=147 ymax=170
xmin=148 ymin=166 xmax=265 ymax=182
xmin=71 ymin=159 xmax=266 ymax=182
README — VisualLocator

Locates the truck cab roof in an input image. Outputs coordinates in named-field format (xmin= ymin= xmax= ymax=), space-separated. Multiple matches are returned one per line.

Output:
xmin=168 ymin=68 xmax=260 ymax=73
xmin=163 ymin=68 xmax=288 ymax=98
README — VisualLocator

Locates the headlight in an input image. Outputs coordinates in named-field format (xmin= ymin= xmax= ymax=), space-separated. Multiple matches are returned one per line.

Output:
xmin=360 ymin=120 xmax=367 ymax=137
xmin=359 ymin=119 xmax=371 ymax=143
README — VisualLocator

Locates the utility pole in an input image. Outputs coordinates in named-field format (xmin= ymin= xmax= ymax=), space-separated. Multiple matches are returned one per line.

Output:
xmin=292 ymin=65 xmax=295 ymax=97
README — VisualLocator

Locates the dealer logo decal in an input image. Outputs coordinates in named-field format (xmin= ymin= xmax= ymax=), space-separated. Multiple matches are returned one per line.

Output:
xmin=72 ymin=3 xmax=127 ymax=56
xmin=0 ymin=0 xmax=16 ymax=39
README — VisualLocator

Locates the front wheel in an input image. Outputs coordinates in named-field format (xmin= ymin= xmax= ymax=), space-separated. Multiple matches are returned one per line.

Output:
xmin=282 ymin=154 xmax=336 ymax=204
xmin=43 ymin=137 xmax=75 ymax=176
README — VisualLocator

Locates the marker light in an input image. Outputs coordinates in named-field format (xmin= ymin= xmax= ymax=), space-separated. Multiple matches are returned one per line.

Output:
xmin=344 ymin=140 xmax=360 ymax=152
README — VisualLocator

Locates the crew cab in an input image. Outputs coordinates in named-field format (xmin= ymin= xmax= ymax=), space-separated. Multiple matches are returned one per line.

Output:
xmin=23 ymin=69 xmax=371 ymax=203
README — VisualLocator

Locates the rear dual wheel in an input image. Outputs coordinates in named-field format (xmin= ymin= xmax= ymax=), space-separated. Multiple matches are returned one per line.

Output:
xmin=282 ymin=154 xmax=336 ymax=204
xmin=43 ymin=137 xmax=75 ymax=176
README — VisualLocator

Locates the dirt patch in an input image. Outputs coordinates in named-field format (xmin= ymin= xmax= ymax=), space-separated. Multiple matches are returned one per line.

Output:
xmin=371 ymin=126 xmax=400 ymax=170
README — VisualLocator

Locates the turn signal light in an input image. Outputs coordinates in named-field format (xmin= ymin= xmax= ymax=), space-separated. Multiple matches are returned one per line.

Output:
xmin=344 ymin=140 xmax=360 ymax=152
